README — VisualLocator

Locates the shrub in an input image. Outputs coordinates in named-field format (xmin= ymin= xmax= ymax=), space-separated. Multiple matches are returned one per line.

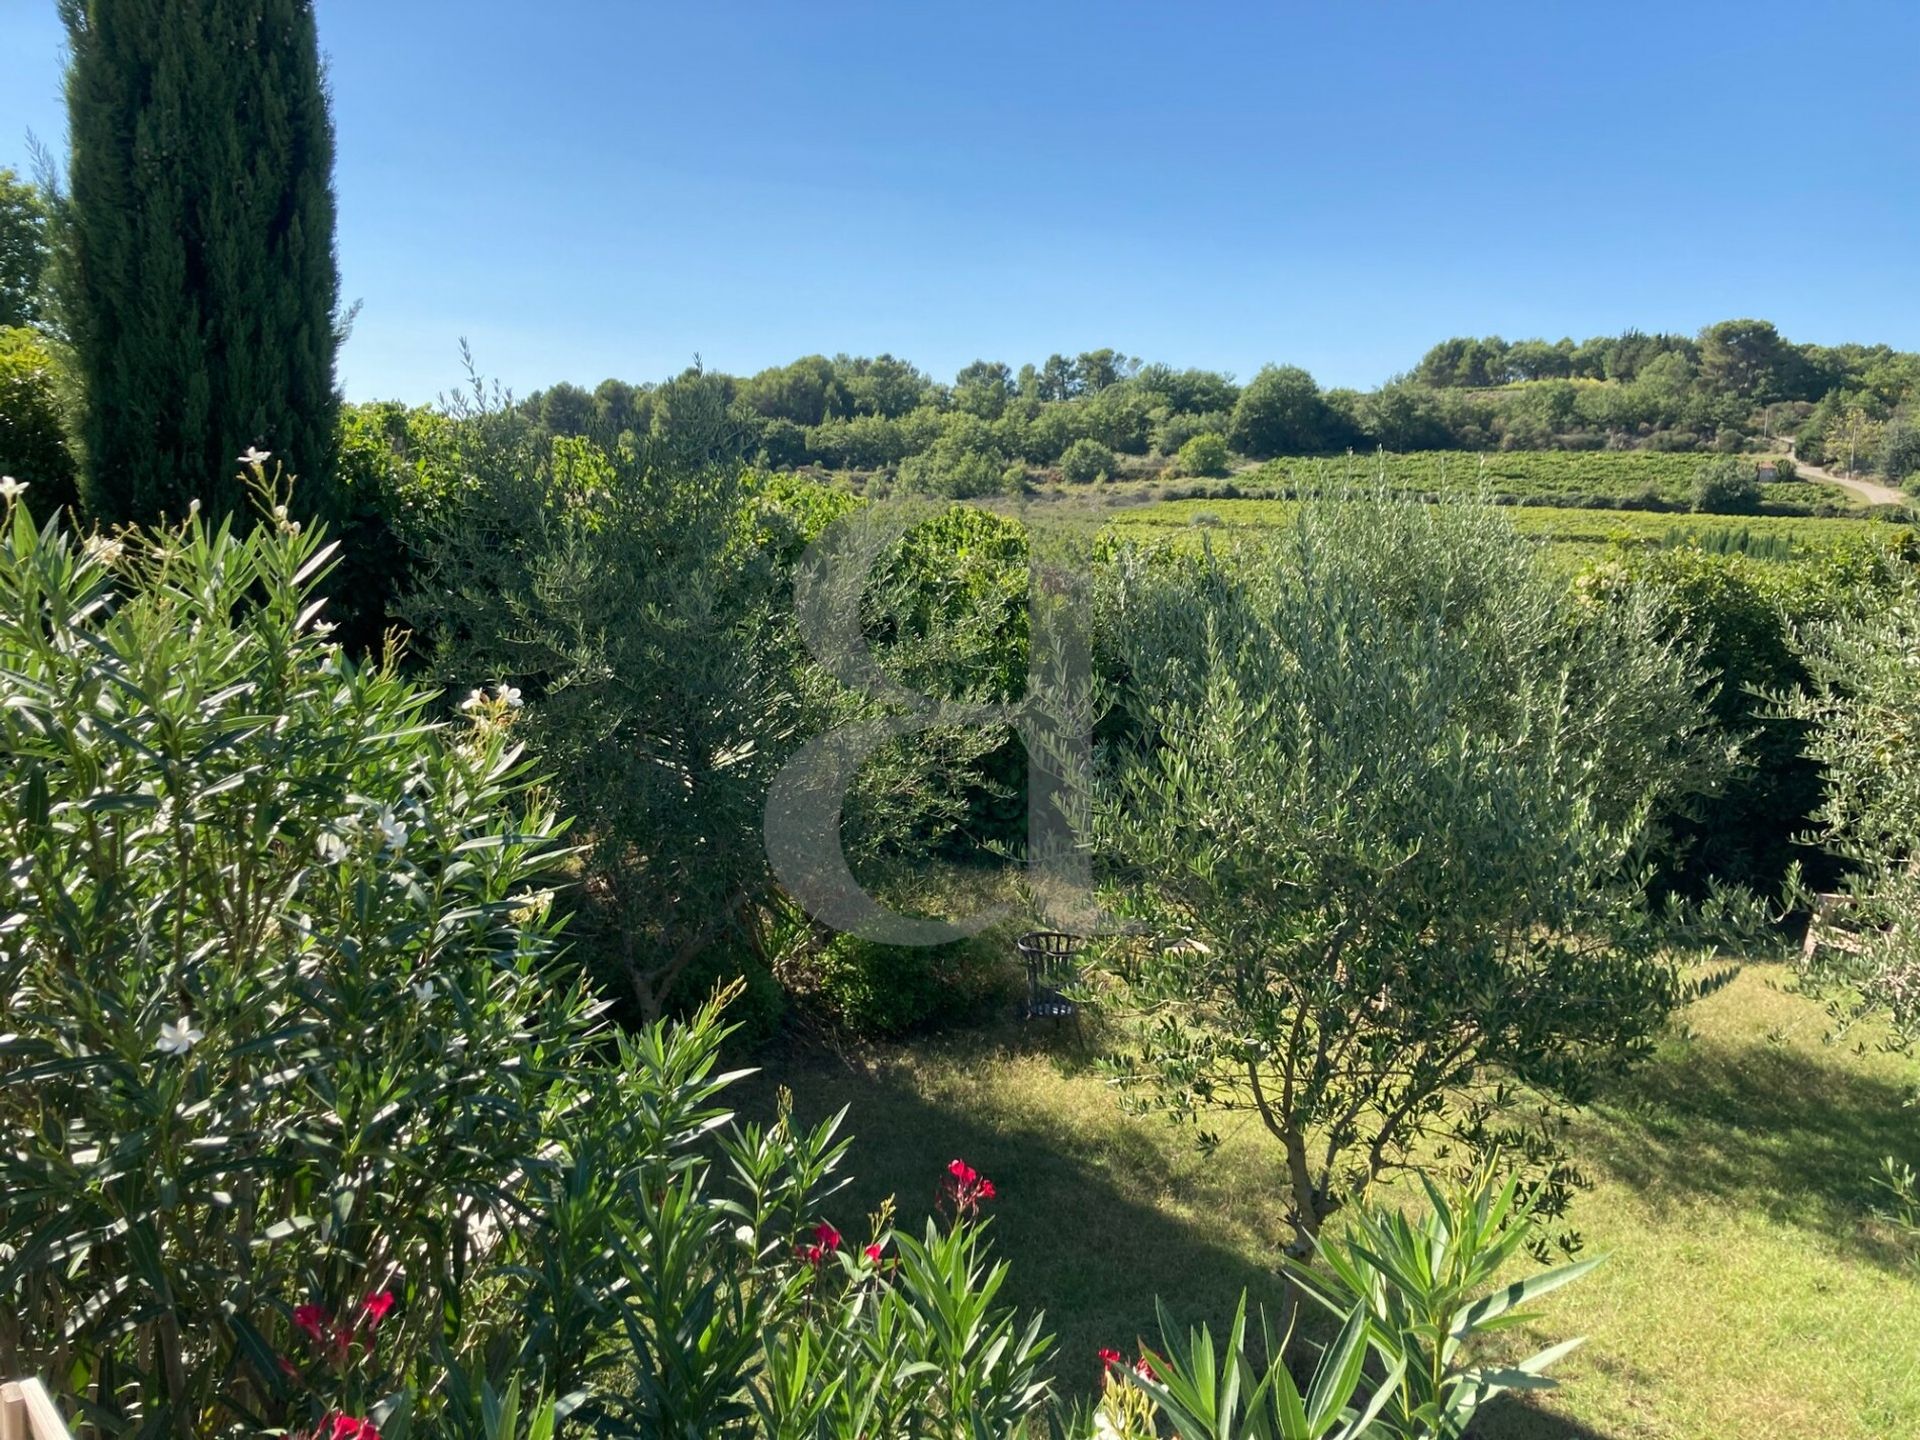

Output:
xmin=1283 ymin=1164 xmax=1597 ymax=1439
xmin=0 ymin=477 xmax=574 ymax=1432
xmin=1151 ymin=408 xmax=1231 ymax=458
xmin=1058 ymin=436 xmax=1116 ymax=484
xmin=1172 ymin=431 xmax=1231 ymax=478
xmin=1096 ymin=497 xmax=1727 ymax=1239
xmin=1691 ymin=455 xmax=1763 ymax=513
xmin=1776 ymin=564 xmax=1920 ymax=1042
xmin=1881 ymin=415 xmax=1920 ymax=484
xmin=0 ymin=327 xmax=78 ymax=516
xmin=811 ymin=932 xmax=1013 ymax=1038
xmin=0 ymin=482 xmax=1059 ymax=1438
xmin=1575 ymin=541 xmax=1896 ymax=896
xmin=1772 ymin=454 xmax=1798 ymax=482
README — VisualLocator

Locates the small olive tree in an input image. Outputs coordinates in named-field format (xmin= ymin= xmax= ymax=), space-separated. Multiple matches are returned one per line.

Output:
xmin=1096 ymin=498 xmax=1729 ymax=1240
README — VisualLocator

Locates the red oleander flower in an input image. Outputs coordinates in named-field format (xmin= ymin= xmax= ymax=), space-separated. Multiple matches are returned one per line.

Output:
xmin=1098 ymin=1347 xmax=1123 ymax=1369
xmin=863 ymin=1242 xmax=884 ymax=1264
xmin=360 ymin=1291 xmax=395 ymax=1328
xmin=813 ymin=1221 xmax=842 ymax=1251
xmin=796 ymin=1241 xmax=826 ymax=1267
xmin=292 ymin=1305 xmax=331 ymax=1346
xmin=1133 ymin=1355 xmax=1157 ymax=1380
xmin=326 ymin=1416 xmax=380 ymax=1440
xmin=940 ymin=1158 xmax=996 ymax=1218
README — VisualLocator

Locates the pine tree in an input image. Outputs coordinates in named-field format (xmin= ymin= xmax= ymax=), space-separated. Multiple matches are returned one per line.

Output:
xmin=60 ymin=0 xmax=340 ymax=523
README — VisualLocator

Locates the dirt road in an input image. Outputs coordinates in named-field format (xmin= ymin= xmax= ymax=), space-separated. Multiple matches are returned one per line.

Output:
xmin=1780 ymin=445 xmax=1912 ymax=508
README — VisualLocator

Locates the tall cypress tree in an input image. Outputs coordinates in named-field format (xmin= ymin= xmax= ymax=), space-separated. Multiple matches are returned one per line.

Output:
xmin=60 ymin=0 xmax=340 ymax=523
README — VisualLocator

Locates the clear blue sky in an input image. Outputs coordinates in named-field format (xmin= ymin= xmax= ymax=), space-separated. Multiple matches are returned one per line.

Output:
xmin=4 ymin=1 xmax=1917 ymax=403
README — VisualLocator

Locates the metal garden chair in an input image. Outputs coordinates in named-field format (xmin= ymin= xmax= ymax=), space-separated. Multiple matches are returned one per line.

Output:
xmin=1016 ymin=930 xmax=1086 ymax=1033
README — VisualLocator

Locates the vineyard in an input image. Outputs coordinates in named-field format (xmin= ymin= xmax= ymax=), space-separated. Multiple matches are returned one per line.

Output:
xmin=1231 ymin=448 xmax=1836 ymax=508
xmin=1102 ymin=493 xmax=1912 ymax=564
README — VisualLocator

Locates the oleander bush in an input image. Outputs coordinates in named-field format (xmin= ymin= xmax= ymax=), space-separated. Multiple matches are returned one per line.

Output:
xmin=0 ymin=479 xmax=1062 ymax=1439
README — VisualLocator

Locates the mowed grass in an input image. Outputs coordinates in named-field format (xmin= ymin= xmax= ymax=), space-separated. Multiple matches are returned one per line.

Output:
xmin=1098 ymin=495 xmax=1908 ymax=566
xmin=744 ymin=965 xmax=1920 ymax=1438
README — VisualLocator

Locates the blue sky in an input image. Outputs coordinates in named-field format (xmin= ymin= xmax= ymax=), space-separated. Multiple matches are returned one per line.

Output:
xmin=3 ymin=2 xmax=1917 ymax=402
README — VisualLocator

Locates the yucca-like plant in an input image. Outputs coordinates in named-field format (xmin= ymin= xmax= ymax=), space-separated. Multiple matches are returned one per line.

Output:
xmin=1123 ymin=1294 xmax=1399 ymax=1440
xmin=1284 ymin=1167 xmax=1599 ymax=1440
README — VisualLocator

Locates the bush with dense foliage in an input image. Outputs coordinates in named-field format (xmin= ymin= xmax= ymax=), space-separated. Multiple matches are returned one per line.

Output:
xmin=1574 ymin=539 xmax=1908 ymax=896
xmin=1776 ymin=563 xmax=1920 ymax=1040
xmin=0 ymin=327 xmax=79 ymax=515
xmin=1690 ymin=456 xmax=1763 ymax=514
xmin=1171 ymin=431 xmax=1231 ymax=478
xmin=808 ymin=931 xmax=1014 ymax=1039
xmin=401 ymin=416 xmax=1020 ymax=1022
xmin=1094 ymin=497 xmax=1730 ymax=1240
xmin=1058 ymin=437 xmax=1115 ymax=484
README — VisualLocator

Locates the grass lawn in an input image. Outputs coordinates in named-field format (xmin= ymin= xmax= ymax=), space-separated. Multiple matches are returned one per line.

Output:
xmin=743 ymin=964 xmax=1920 ymax=1438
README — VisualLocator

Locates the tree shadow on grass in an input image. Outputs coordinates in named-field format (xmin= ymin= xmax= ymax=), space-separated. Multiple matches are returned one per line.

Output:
xmin=736 ymin=1018 xmax=1305 ymax=1402
xmin=1578 ymin=1032 xmax=1916 ymax=1268
xmin=737 ymin=1022 xmax=1647 ymax=1437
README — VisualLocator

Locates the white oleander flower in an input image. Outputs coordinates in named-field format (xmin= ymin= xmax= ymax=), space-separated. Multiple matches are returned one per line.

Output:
xmin=0 ymin=476 xmax=26 ymax=504
xmin=156 ymin=1017 xmax=205 ymax=1056
xmin=494 ymin=683 xmax=524 ymax=709
xmin=315 ymin=830 xmax=350 ymax=865
xmin=371 ymin=806 xmax=408 ymax=852
xmin=460 ymin=687 xmax=487 ymax=712
xmin=412 ymin=978 xmax=436 ymax=1004
xmin=733 ymin=1224 xmax=755 ymax=1246
xmin=239 ymin=447 xmax=272 ymax=467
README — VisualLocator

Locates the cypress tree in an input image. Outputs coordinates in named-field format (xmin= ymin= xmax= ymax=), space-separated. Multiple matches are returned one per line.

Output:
xmin=60 ymin=0 xmax=340 ymax=523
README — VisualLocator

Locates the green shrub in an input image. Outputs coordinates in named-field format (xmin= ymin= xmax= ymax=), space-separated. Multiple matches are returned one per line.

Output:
xmin=1059 ymin=436 xmax=1115 ymax=484
xmin=1691 ymin=455 xmax=1762 ymax=513
xmin=1173 ymin=431 xmax=1231 ymax=478
xmin=0 ymin=327 xmax=78 ymax=515
xmin=0 ymin=483 xmax=1059 ymax=1438
xmin=1575 ymin=540 xmax=1898 ymax=896
xmin=1284 ymin=1164 xmax=1597 ymax=1440
xmin=1772 ymin=454 xmax=1798 ymax=482
xmin=811 ymin=932 xmax=1013 ymax=1038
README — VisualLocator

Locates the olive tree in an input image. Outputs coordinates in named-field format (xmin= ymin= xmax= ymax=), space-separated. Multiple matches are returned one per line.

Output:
xmin=1095 ymin=497 xmax=1730 ymax=1240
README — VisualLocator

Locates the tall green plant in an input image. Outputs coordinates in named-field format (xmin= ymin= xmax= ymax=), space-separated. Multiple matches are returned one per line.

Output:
xmin=1096 ymin=498 xmax=1727 ymax=1240
xmin=60 ymin=0 xmax=341 ymax=523
xmin=0 ymin=479 xmax=1058 ymax=1438
xmin=1284 ymin=1167 xmax=1598 ymax=1440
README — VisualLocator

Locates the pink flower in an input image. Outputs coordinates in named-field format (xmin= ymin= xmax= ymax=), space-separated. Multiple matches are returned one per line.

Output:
xmin=796 ymin=1242 xmax=825 ymax=1267
xmin=326 ymin=1416 xmax=380 ymax=1440
xmin=292 ymin=1305 xmax=332 ymax=1347
xmin=939 ymin=1158 xmax=997 ymax=1219
xmin=360 ymin=1291 xmax=395 ymax=1328
xmin=1134 ymin=1354 xmax=1157 ymax=1380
